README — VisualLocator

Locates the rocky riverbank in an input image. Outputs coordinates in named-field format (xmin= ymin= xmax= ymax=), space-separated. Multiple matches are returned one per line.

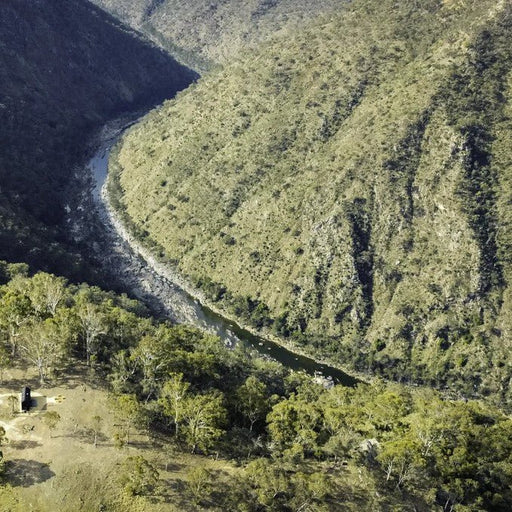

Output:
xmin=63 ymin=119 xmax=359 ymax=385
xmin=64 ymin=118 xmax=238 ymax=344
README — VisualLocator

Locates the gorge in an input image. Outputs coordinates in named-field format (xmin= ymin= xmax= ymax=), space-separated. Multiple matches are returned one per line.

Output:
xmin=1 ymin=1 xmax=512 ymax=510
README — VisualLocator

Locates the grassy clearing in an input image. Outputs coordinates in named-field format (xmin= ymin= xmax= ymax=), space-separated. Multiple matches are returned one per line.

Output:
xmin=0 ymin=365 xmax=235 ymax=512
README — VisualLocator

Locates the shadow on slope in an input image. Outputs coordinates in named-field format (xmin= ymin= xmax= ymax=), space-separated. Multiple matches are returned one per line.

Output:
xmin=0 ymin=0 xmax=197 ymax=280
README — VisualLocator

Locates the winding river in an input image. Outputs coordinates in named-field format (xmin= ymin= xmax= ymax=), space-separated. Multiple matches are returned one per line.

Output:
xmin=73 ymin=119 xmax=358 ymax=387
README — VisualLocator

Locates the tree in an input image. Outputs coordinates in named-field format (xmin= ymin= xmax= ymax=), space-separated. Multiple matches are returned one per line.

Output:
xmin=114 ymin=394 xmax=142 ymax=446
xmin=5 ymin=263 xmax=29 ymax=279
xmin=75 ymin=302 xmax=106 ymax=367
xmin=267 ymin=395 xmax=321 ymax=456
xmin=182 ymin=391 xmax=226 ymax=454
xmin=290 ymin=471 xmax=332 ymax=512
xmin=322 ymin=429 xmax=360 ymax=463
xmin=110 ymin=350 xmax=137 ymax=394
xmin=132 ymin=335 xmax=174 ymax=402
xmin=90 ymin=415 xmax=103 ymax=448
xmin=113 ymin=430 xmax=127 ymax=450
xmin=25 ymin=273 xmax=67 ymax=317
xmin=242 ymin=458 xmax=291 ymax=509
xmin=160 ymin=441 xmax=177 ymax=472
xmin=0 ymin=344 xmax=10 ymax=383
xmin=320 ymin=386 xmax=363 ymax=462
xmin=109 ymin=492 xmax=147 ymax=512
xmin=236 ymin=376 xmax=268 ymax=432
xmin=186 ymin=466 xmax=211 ymax=505
xmin=19 ymin=319 xmax=67 ymax=384
xmin=0 ymin=289 xmax=32 ymax=357
xmin=43 ymin=411 xmax=61 ymax=438
xmin=104 ymin=305 xmax=151 ymax=355
xmin=158 ymin=373 xmax=190 ymax=437
xmin=0 ymin=426 xmax=8 ymax=447
xmin=119 ymin=456 xmax=159 ymax=496
xmin=0 ymin=484 xmax=22 ymax=511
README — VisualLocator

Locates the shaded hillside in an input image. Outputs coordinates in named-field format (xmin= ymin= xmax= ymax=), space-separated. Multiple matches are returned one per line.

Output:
xmin=0 ymin=0 xmax=197 ymax=279
xmin=90 ymin=0 xmax=345 ymax=69
xmin=112 ymin=0 xmax=512 ymax=405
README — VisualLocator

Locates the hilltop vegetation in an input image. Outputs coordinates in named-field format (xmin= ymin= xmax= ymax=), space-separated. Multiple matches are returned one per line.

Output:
xmin=90 ymin=0 xmax=345 ymax=70
xmin=112 ymin=0 xmax=512 ymax=406
xmin=0 ymin=0 xmax=196 ymax=280
xmin=0 ymin=261 xmax=511 ymax=511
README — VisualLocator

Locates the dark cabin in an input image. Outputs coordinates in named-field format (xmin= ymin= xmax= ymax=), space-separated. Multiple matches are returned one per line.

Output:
xmin=21 ymin=386 xmax=31 ymax=412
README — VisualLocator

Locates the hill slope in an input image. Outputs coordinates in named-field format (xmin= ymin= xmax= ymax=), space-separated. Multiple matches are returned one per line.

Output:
xmin=0 ymin=0 xmax=196 ymax=279
xmin=90 ymin=0 xmax=346 ymax=69
xmin=112 ymin=0 xmax=512 ymax=404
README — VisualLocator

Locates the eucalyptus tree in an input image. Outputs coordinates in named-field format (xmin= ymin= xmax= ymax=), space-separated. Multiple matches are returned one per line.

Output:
xmin=131 ymin=334 xmax=175 ymax=402
xmin=158 ymin=372 xmax=190 ymax=436
xmin=43 ymin=411 xmax=61 ymax=438
xmin=19 ymin=318 xmax=68 ymax=384
xmin=113 ymin=394 xmax=142 ymax=446
xmin=182 ymin=391 xmax=227 ymax=454
xmin=119 ymin=456 xmax=159 ymax=497
xmin=75 ymin=301 xmax=107 ymax=367
xmin=25 ymin=272 xmax=68 ymax=317
xmin=236 ymin=375 xmax=268 ymax=432
xmin=0 ymin=288 xmax=32 ymax=356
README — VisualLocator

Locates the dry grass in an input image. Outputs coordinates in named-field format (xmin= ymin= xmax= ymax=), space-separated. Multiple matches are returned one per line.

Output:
xmin=0 ymin=365 xmax=235 ymax=511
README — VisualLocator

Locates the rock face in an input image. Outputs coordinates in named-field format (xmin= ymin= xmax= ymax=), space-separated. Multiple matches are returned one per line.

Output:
xmin=112 ymin=0 xmax=512 ymax=405
xmin=0 ymin=0 xmax=197 ymax=277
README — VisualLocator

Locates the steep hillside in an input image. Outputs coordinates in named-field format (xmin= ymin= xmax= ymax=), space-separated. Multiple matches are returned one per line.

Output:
xmin=0 ymin=0 xmax=196 ymax=279
xmin=112 ymin=0 xmax=512 ymax=404
xmin=90 ymin=0 xmax=345 ymax=69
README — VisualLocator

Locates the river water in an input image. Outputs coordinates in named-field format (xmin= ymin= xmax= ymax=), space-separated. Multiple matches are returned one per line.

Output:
xmin=80 ymin=123 xmax=358 ymax=387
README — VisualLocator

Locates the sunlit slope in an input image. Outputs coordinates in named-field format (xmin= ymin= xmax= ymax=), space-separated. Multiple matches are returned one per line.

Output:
xmin=91 ymin=0 xmax=345 ymax=69
xmin=113 ymin=0 xmax=512 ymax=402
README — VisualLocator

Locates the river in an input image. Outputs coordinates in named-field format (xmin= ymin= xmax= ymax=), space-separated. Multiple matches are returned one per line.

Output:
xmin=72 ymin=120 xmax=358 ymax=387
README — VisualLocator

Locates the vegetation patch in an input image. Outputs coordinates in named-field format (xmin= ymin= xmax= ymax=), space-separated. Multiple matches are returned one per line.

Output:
xmin=0 ymin=261 xmax=511 ymax=510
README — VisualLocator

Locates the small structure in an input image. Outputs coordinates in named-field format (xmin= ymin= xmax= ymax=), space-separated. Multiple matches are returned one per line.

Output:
xmin=20 ymin=386 xmax=31 ymax=412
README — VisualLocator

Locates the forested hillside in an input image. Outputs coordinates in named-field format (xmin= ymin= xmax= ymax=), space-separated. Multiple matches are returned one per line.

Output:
xmin=90 ymin=0 xmax=345 ymax=69
xmin=0 ymin=261 xmax=511 ymax=511
xmin=112 ymin=0 xmax=512 ymax=405
xmin=2 ymin=1 xmax=512 ymax=509
xmin=0 ymin=0 xmax=196 ymax=279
